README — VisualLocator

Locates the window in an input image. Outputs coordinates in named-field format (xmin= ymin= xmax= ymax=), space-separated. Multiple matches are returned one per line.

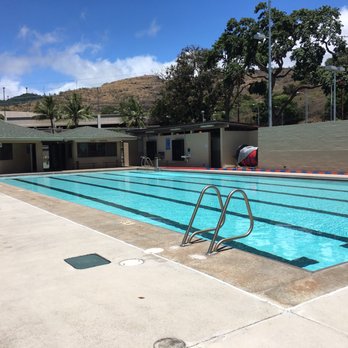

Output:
xmin=0 ymin=143 xmax=13 ymax=160
xmin=172 ymin=139 xmax=184 ymax=161
xmin=77 ymin=142 xmax=117 ymax=157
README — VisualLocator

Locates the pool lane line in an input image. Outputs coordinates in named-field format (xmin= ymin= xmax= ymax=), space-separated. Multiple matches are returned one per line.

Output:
xmin=102 ymin=172 xmax=348 ymax=204
xmin=24 ymin=176 xmax=348 ymax=244
xmin=77 ymin=174 xmax=348 ymax=219
xmin=13 ymin=178 xmax=189 ymax=231
xmin=107 ymin=170 xmax=348 ymax=194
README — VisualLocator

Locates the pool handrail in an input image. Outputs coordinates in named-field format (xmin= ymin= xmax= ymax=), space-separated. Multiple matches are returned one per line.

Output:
xmin=140 ymin=156 xmax=153 ymax=167
xmin=181 ymin=185 xmax=225 ymax=246
xmin=181 ymin=185 xmax=254 ymax=255
xmin=207 ymin=189 xmax=254 ymax=254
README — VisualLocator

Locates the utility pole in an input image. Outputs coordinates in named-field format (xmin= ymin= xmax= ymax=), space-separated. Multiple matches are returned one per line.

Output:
xmin=267 ymin=0 xmax=272 ymax=127
xmin=325 ymin=65 xmax=345 ymax=121
xmin=2 ymin=87 xmax=6 ymax=121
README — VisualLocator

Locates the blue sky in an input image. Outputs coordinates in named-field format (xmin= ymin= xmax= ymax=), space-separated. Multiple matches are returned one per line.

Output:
xmin=1 ymin=0 xmax=348 ymax=97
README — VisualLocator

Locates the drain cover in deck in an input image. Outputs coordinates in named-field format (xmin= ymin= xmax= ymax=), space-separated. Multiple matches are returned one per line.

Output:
xmin=153 ymin=338 xmax=186 ymax=348
xmin=64 ymin=253 xmax=111 ymax=269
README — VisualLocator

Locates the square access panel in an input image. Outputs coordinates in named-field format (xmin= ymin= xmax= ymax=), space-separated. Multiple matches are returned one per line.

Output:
xmin=64 ymin=253 xmax=111 ymax=270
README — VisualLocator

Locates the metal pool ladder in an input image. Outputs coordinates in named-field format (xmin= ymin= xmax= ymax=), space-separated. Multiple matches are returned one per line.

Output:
xmin=181 ymin=185 xmax=254 ymax=254
xmin=140 ymin=156 xmax=153 ymax=167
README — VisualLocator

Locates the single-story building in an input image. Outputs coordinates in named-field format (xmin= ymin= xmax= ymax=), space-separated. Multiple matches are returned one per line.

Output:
xmin=0 ymin=120 xmax=56 ymax=173
xmin=131 ymin=121 xmax=258 ymax=168
xmin=0 ymin=121 xmax=137 ymax=174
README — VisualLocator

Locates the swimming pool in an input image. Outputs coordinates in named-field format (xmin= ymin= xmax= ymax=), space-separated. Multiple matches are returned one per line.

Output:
xmin=1 ymin=170 xmax=347 ymax=271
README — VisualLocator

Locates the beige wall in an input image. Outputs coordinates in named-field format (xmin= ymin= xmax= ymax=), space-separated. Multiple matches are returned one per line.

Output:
xmin=258 ymin=121 xmax=348 ymax=171
xmin=220 ymin=129 xmax=258 ymax=167
xmin=0 ymin=142 xmax=43 ymax=174
xmin=184 ymin=132 xmax=210 ymax=167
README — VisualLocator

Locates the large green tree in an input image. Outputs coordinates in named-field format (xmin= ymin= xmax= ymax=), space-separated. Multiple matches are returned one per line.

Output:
xmin=212 ymin=2 xmax=346 ymax=125
xmin=208 ymin=17 xmax=256 ymax=121
xmin=33 ymin=95 xmax=60 ymax=133
xmin=62 ymin=93 xmax=93 ymax=128
xmin=151 ymin=46 xmax=219 ymax=125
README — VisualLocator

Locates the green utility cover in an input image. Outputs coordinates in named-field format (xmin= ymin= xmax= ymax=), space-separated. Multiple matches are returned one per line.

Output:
xmin=64 ymin=253 xmax=111 ymax=269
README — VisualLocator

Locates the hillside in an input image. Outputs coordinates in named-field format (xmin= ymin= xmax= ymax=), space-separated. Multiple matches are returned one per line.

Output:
xmin=5 ymin=75 xmax=164 ymax=114
xmin=3 ymin=73 xmax=329 ymax=123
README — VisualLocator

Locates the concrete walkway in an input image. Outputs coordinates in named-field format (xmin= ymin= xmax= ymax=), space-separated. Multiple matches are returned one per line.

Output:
xmin=0 ymin=192 xmax=347 ymax=347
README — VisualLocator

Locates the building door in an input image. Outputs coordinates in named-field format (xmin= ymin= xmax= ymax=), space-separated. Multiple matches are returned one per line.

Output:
xmin=146 ymin=140 xmax=157 ymax=160
xmin=172 ymin=139 xmax=184 ymax=161
xmin=30 ymin=144 xmax=37 ymax=172
xmin=210 ymin=130 xmax=221 ymax=168
xmin=49 ymin=143 xmax=66 ymax=171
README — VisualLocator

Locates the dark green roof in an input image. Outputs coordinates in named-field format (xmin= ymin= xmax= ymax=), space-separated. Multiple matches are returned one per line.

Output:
xmin=0 ymin=122 xmax=136 ymax=143
xmin=0 ymin=120 xmax=60 ymax=142
xmin=60 ymin=126 xmax=136 ymax=141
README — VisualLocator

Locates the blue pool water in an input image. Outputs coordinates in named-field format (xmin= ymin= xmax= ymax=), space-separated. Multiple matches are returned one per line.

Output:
xmin=1 ymin=170 xmax=347 ymax=271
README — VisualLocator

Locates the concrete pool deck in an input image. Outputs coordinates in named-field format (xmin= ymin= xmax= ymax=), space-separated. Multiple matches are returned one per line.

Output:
xmin=0 ymin=177 xmax=348 ymax=347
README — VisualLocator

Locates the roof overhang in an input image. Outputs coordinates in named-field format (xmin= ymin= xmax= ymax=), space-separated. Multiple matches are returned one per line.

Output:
xmin=130 ymin=121 xmax=258 ymax=135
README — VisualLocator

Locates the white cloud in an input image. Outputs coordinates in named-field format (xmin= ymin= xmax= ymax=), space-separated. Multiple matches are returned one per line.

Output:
xmin=340 ymin=6 xmax=348 ymax=41
xmin=0 ymin=25 xmax=174 ymax=98
xmin=0 ymin=53 xmax=34 ymax=76
xmin=18 ymin=26 xmax=61 ymax=51
xmin=0 ymin=44 xmax=173 ymax=97
xmin=0 ymin=78 xmax=41 ymax=98
xmin=135 ymin=19 xmax=161 ymax=38
xmin=46 ymin=54 xmax=173 ymax=94
xmin=18 ymin=25 xmax=30 ymax=39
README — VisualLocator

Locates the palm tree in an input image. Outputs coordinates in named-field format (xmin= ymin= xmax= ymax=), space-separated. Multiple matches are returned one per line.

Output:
xmin=119 ymin=96 xmax=146 ymax=128
xmin=62 ymin=93 xmax=93 ymax=128
xmin=34 ymin=95 xmax=59 ymax=133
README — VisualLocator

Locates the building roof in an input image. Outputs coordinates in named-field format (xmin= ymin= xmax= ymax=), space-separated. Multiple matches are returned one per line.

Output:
xmin=0 ymin=121 xmax=136 ymax=143
xmin=130 ymin=121 xmax=258 ymax=135
xmin=59 ymin=126 xmax=137 ymax=141
xmin=0 ymin=120 xmax=59 ymax=142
